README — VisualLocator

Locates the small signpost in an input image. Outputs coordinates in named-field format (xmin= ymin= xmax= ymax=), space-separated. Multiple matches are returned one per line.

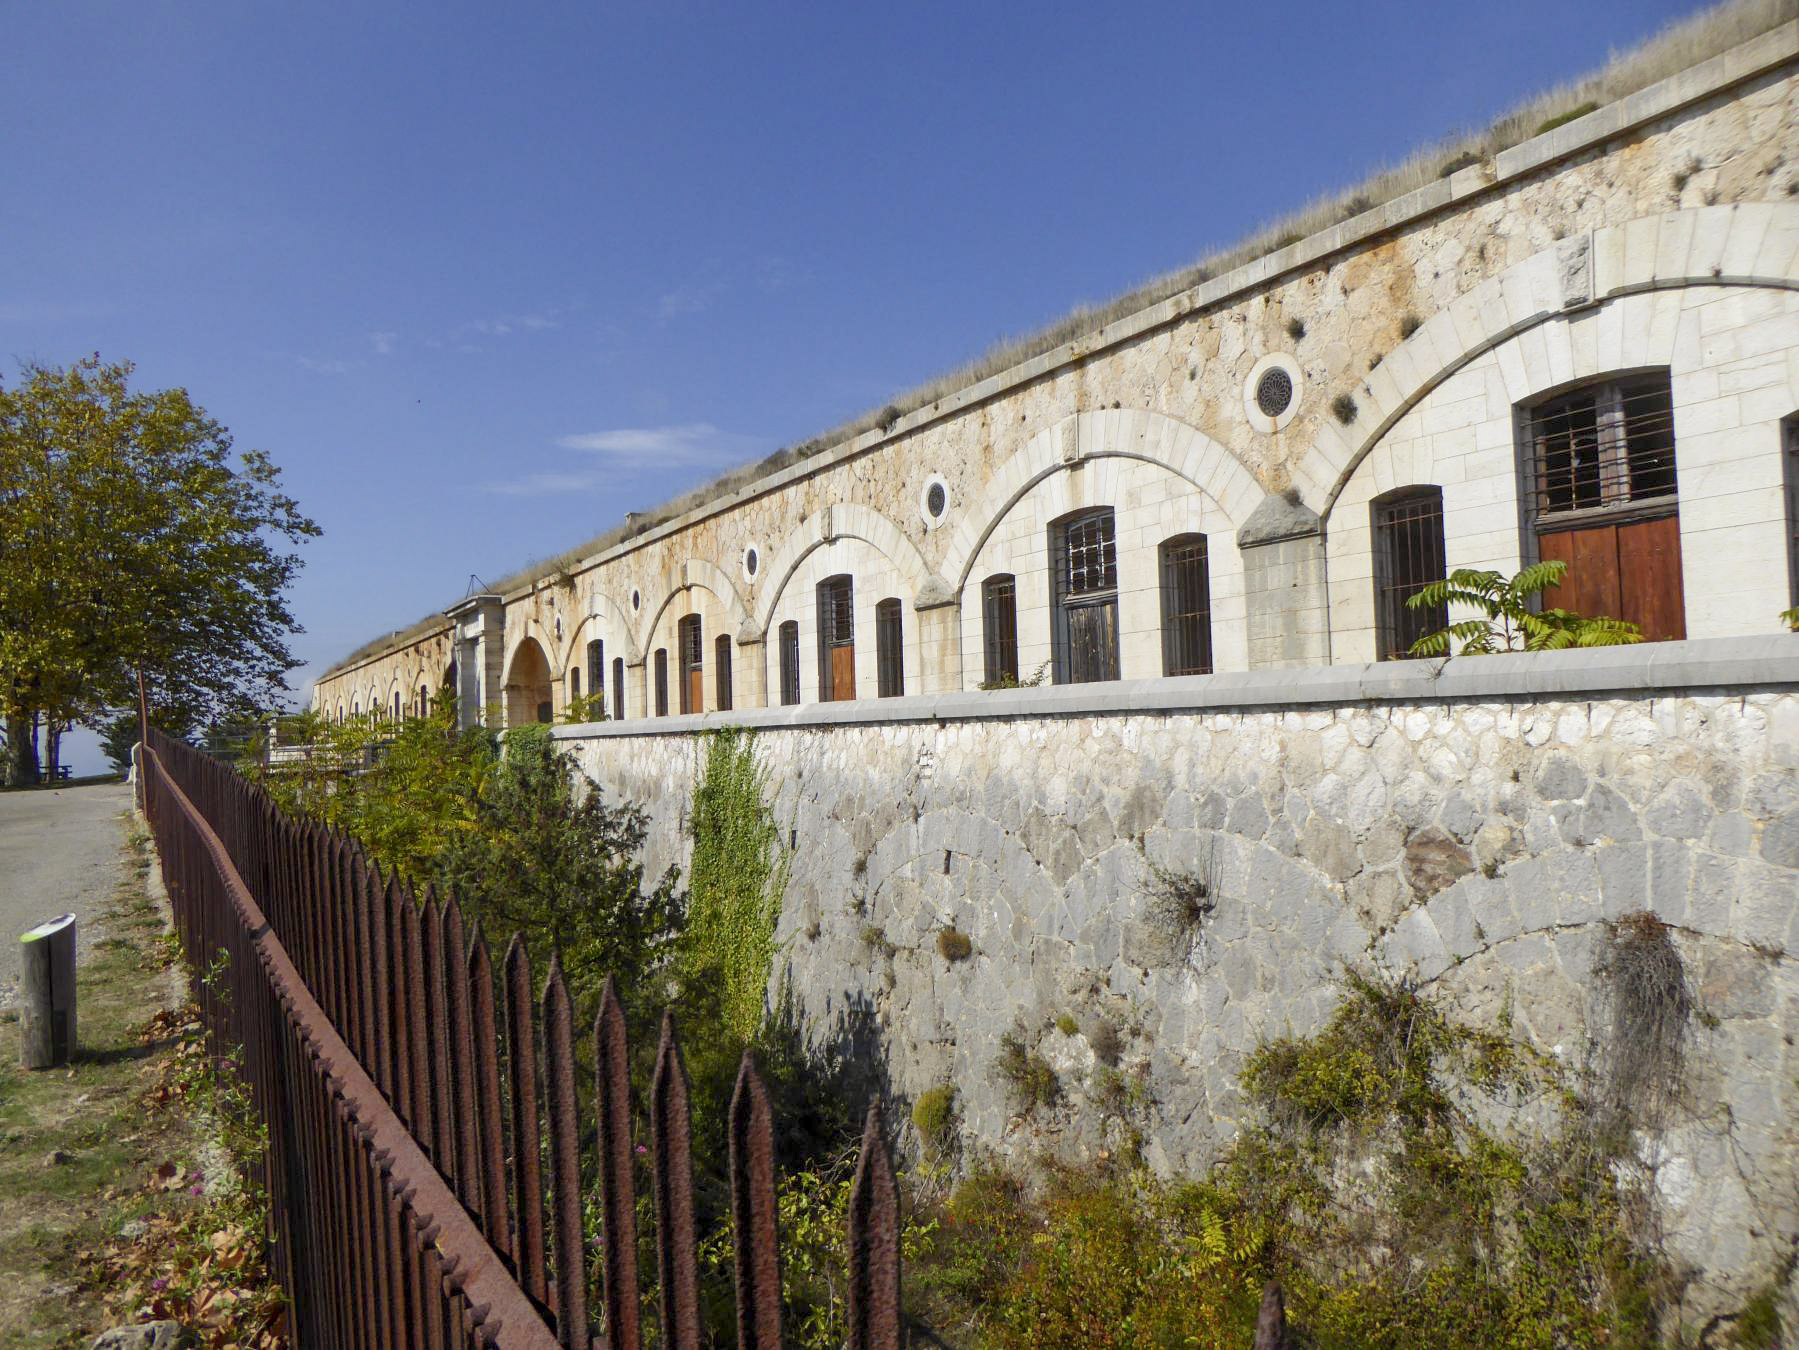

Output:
xmin=20 ymin=913 xmax=76 ymax=1069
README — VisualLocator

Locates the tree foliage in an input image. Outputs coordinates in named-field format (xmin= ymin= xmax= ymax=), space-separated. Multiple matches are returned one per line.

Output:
xmin=1406 ymin=561 xmax=1642 ymax=656
xmin=0 ymin=354 xmax=318 ymax=782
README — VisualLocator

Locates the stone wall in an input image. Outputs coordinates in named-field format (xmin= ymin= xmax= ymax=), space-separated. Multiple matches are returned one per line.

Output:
xmin=559 ymin=636 xmax=1799 ymax=1308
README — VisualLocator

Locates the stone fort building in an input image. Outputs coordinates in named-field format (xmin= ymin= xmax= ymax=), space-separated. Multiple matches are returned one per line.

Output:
xmin=316 ymin=10 xmax=1799 ymax=1318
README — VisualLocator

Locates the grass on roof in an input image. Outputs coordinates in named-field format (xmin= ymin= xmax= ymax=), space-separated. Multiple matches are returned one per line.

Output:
xmin=320 ymin=0 xmax=1798 ymax=681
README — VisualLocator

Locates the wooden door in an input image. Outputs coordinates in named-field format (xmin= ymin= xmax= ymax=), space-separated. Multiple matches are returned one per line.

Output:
xmin=830 ymin=643 xmax=856 ymax=701
xmin=685 ymin=668 xmax=703 ymax=715
xmin=1538 ymin=512 xmax=1684 ymax=641
xmin=1066 ymin=600 xmax=1119 ymax=683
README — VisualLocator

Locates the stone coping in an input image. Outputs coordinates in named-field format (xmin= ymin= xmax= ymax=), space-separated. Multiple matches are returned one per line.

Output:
xmin=318 ymin=23 xmax=1799 ymax=687
xmin=549 ymin=635 xmax=1799 ymax=740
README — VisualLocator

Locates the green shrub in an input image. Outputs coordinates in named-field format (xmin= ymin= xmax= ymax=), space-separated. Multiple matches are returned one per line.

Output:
xmin=1535 ymin=100 xmax=1600 ymax=135
xmin=682 ymin=727 xmax=789 ymax=1041
xmin=1406 ymin=562 xmax=1643 ymax=655
xmin=1055 ymin=1012 xmax=1079 ymax=1036
xmin=912 ymin=1085 xmax=957 ymax=1157
xmin=996 ymin=1033 xmax=1059 ymax=1112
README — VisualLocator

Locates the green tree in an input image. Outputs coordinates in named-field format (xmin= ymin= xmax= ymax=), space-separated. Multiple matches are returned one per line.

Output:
xmin=1406 ymin=561 xmax=1642 ymax=657
xmin=433 ymin=725 xmax=683 ymax=1026
xmin=0 ymin=355 xmax=318 ymax=784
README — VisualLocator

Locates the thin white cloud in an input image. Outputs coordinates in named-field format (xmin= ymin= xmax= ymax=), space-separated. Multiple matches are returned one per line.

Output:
xmin=488 ymin=470 xmax=606 ymax=496
xmin=656 ymin=285 xmax=714 ymax=320
xmin=452 ymin=312 xmax=560 ymax=340
xmin=293 ymin=354 xmax=359 ymax=376
xmin=369 ymin=330 xmax=398 ymax=356
xmin=556 ymin=422 xmax=758 ymax=468
xmin=484 ymin=423 xmax=763 ymax=495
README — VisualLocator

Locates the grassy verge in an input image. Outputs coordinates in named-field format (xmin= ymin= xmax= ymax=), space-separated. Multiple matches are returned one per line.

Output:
xmin=0 ymin=816 xmax=286 ymax=1348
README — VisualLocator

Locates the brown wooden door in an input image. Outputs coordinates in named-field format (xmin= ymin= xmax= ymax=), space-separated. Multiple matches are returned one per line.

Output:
xmin=1538 ymin=512 xmax=1684 ymax=641
xmin=830 ymin=643 xmax=856 ymax=701
xmin=685 ymin=669 xmax=703 ymax=714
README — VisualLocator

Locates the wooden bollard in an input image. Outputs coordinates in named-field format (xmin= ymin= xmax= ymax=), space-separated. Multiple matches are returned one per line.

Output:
xmin=19 ymin=913 xmax=77 ymax=1069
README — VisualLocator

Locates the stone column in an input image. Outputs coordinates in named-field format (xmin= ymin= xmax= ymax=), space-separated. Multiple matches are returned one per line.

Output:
xmin=913 ymin=579 xmax=963 ymax=695
xmin=736 ymin=626 xmax=768 ymax=709
xmin=1238 ymin=492 xmax=1330 ymax=669
xmin=627 ymin=659 xmax=649 ymax=721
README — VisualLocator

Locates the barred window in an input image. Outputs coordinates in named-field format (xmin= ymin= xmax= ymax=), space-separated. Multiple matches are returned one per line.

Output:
xmin=569 ymin=668 xmax=580 ymax=703
xmin=1525 ymin=374 xmax=1676 ymax=520
xmin=393 ymin=692 xmax=401 ymax=720
xmin=715 ymin=633 xmax=734 ymax=711
xmin=816 ymin=574 xmax=855 ymax=701
xmin=876 ymin=597 xmax=904 ymax=698
xmin=1785 ymin=414 xmax=1799 ymax=608
xmin=1050 ymin=508 xmax=1120 ymax=684
xmin=678 ymin=613 xmax=702 ymax=715
xmin=779 ymin=621 xmax=801 ymax=705
xmin=1372 ymin=486 xmax=1447 ymax=660
xmin=1159 ymin=533 xmax=1213 ymax=676
xmin=982 ymin=574 xmax=1018 ymax=686
xmin=654 ymin=648 xmax=669 ymax=717
xmin=611 ymin=657 xmax=624 ymax=720
xmin=587 ymin=639 xmax=604 ymax=695
xmin=1522 ymin=371 xmax=1685 ymax=641
xmin=418 ymin=685 xmax=428 ymax=716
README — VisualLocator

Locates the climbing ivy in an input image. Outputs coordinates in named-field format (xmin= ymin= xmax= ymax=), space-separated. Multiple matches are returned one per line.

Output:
xmin=683 ymin=727 xmax=790 ymax=1041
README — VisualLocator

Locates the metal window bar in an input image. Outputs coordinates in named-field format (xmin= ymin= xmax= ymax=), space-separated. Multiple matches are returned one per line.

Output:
xmin=678 ymin=615 xmax=702 ymax=716
xmin=569 ymin=669 xmax=580 ymax=703
xmin=1525 ymin=374 xmax=1677 ymax=522
xmin=135 ymin=726 xmax=907 ymax=1350
xmin=1785 ymin=415 xmax=1799 ymax=609
xmin=654 ymin=648 xmax=669 ymax=717
xmin=1372 ymin=487 xmax=1448 ymax=661
xmin=779 ymin=620 xmax=801 ymax=706
xmin=587 ymin=640 xmax=604 ymax=698
xmin=816 ymin=575 xmax=854 ymax=701
xmin=875 ymin=598 xmax=904 ymax=698
xmin=611 ymin=656 xmax=624 ymax=721
xmin=1159 ymin=534 xmax=1213 ymax=676
xmin=715 ymin=633 xmax=734 ymax=711
xmin=982 ymin=575 xmax=1018 ymax=685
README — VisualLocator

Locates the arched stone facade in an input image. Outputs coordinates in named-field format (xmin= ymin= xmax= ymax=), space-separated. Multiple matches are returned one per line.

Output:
xmin=314 ymin=51 xmax=1799 ymax=723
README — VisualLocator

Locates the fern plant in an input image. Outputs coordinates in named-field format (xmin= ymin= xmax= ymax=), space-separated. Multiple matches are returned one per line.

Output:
xmin=1406 ymin=561 xmax=1643 ymax=655
xmin=1782 ymin=605 xmax=1799 ymax=632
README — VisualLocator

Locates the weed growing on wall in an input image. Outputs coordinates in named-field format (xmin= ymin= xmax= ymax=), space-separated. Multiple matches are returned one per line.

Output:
xmin=683 ymin=727 xmax=790 ymax=1042
xmin=898 ymin=973 xmax=1692 ymax=1347
xmin=1407 ymin=561 xmax=1644 ymax=655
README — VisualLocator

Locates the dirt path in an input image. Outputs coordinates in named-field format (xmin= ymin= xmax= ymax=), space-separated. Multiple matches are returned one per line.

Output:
xmin=0 ymin=782 xmax=134 ymax=1009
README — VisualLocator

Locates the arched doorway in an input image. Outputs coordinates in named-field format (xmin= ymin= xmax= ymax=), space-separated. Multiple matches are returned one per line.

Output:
xmin=504 ymin=638 xmax=554 ymax=726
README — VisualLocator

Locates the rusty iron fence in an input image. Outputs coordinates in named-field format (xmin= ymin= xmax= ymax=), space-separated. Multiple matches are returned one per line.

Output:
xmin=139 ymin=726 xmax=904 ymax=1348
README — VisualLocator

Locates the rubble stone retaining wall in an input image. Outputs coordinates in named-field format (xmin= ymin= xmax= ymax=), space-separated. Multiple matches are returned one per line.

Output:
xmin=560 ymin=635 xmax=1799 ymax=1304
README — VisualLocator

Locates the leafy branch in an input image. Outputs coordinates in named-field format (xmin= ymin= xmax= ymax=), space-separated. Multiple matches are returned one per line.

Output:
xmin=1406 ymin=561 xmax=1642 ymax=656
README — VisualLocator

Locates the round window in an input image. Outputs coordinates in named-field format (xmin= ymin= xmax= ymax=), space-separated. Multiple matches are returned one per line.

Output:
xmin=746 ymin=547 xmax=759 ymax=576
xmin=919 ymin=474 xmax=951 ymax=530
xmin=1256 ymin=367 xmax=1294 ymax=418
xmin=1242 ymin=354 xmax=1303 ymax=433
xmin=630 ymin=588 xmax=641 ymax=612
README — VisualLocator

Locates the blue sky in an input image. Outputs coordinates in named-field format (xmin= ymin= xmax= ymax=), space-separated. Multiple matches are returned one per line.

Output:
xmin=5 ymin=0 xmax=1706 ymax=771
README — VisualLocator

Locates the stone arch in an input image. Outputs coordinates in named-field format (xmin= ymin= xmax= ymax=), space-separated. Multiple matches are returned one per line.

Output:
xmin=1305 ymin=202 xmax=1799 ymax=520
xmin=939 ymin=407 xmax=1263 ymax=595
xmin=566 ymin=591 xmax=641 ymax=670
xmin=754 ymin=503 xmax=940 ymax=633
xmin=637 ymin=558 xmax=754 ymax=656
xmin=503 ymin=636 xmax=554 ymax=727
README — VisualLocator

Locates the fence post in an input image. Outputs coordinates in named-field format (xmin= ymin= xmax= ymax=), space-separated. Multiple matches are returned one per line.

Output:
xmin=19 ymin=913 xmax=77 ymax=1069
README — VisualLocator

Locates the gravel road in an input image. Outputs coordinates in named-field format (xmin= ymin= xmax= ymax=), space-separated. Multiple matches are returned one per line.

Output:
xmin=0 ymin=781 xmax=134 ymax=1009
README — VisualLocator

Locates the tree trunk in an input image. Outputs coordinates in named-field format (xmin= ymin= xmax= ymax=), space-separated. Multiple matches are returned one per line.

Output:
xmin=4 ymin=709 xmax=40 ymax=787
xmin=45 ymin=722 xmax=62 ymax=780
